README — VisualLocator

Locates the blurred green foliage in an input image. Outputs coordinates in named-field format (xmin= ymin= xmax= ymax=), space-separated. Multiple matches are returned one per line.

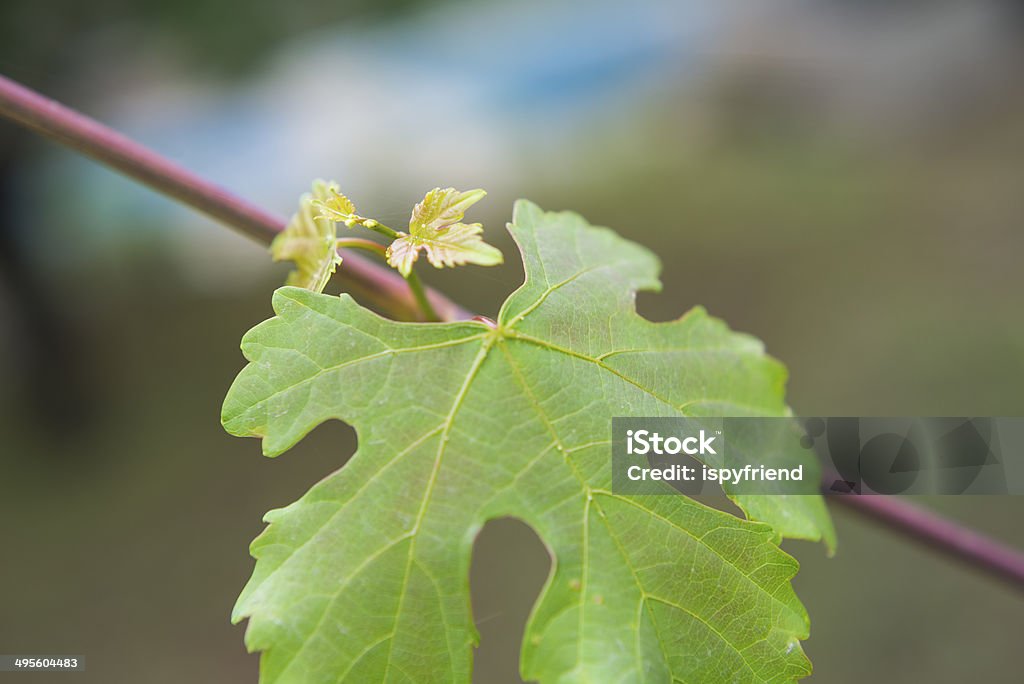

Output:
xmin=0 ymin=0 xmax=436 ymax=80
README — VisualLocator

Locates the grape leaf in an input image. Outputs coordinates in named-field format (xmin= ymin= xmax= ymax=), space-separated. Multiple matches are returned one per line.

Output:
xmin=271 ymin=181 xmax=343 ymax=292
xmin=387 ymin=188 xmax=503 ymax=276
xmin=223 ymin=200 xmax=834 ymax=683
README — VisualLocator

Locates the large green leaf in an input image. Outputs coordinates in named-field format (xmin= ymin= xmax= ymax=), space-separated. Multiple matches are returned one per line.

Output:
xmin=222 ymin=200 xmax=834 ymax=683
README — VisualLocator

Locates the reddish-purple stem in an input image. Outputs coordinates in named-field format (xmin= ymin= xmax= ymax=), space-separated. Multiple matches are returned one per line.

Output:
xmin=831 ymin=493 xmax=1024 ymax=591
xmin=0 ymin=74 xmax=470 ymax=322
xmin=2 ymin=73 xmax=1022 ymax=592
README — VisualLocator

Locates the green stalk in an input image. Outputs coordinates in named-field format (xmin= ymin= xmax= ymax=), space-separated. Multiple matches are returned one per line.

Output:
xmin=337 ymin=237 xmax=438 ymax=322
xmin=336 ymin=237 xmax=388 ymax=258
xmin=405 ymin=269 xmax=440 ymax=322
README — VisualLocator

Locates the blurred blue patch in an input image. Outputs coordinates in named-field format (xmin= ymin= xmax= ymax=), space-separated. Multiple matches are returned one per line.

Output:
xmin=32 ymin=0 xmax=719 ymax=279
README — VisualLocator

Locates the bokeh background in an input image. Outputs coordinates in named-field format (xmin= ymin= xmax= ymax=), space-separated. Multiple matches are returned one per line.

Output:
xmin=1 ymin=0 xmax=1022 ymax=682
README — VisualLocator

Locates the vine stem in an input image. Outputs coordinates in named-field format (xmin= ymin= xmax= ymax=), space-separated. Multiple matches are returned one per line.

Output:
xmin=0 ymin=73 xmax=469 ymax=323
xmin=2 ymin=73 xmax=1023 ymax=591
xmin=337 ymin=226 xmax=439 ymax=322
xmin=829 ymin=492 xmax=1024 ymax=591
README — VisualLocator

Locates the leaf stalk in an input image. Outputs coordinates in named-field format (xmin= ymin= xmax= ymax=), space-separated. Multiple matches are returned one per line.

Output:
xmin=335 ymin=237 xmax=387 ymax=258
xmin=406 ymin=270 xmax=441 ymax=322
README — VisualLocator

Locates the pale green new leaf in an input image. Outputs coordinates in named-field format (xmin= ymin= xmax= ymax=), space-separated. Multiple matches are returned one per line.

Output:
xmin=312 ymin=185 xmax=356 ymax=223
xmin=271 ymin=181 xmax=343 ymax=292
xmin=388 ymin=221 xmax=503 ymax=276
xmin=409 ymin=187 xmax=486 ymax=233
xmin=386 ymin=187 xmax=503 ymax=276
xmin=312 ymin=184 xmax=379 ymax=229
xmin=223 ymin=200 xmax=834 ymax=683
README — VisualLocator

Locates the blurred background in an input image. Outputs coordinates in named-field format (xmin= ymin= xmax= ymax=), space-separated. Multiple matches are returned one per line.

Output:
xmin=1 ymin=0 xmax=1022 ymax=681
